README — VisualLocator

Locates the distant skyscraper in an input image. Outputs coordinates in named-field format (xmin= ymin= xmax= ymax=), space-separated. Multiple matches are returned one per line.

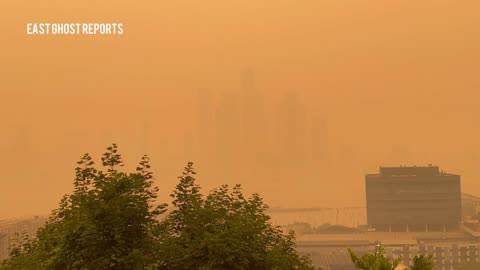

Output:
xmin=277 ymin=91 xmax=307 ymax=165
xmin=240 ymin=68 xmax=265 ymax=164
xmin=310 ymin=116 xmax=329 ymax=167
xmin=195 ymin=88 xmax=214 ymax=162
xmin=214 ymin=91 xmax=242 ymax=170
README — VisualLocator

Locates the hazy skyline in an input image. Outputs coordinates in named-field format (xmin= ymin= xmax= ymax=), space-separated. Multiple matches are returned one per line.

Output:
xmin=1 ymin=0 xmax=480 ymax=217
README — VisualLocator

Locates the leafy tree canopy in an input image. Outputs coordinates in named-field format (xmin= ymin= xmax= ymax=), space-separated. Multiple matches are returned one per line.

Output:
xmin=1 ymin=145 xmax=317 ymax=270
xmin=157 ymin=162 xmax=316 ymax=270
xmin=348 ymin=246 xmax=435 ymax=270
xmin=409 ymin=255 xmax=435 ymax=270
xmin=348 ymin=245 xmax=401 ymax=270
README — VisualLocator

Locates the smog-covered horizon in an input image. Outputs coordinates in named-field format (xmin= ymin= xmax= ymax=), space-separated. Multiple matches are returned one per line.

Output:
xmin=2 ymin=0 xmax=480 ymax=218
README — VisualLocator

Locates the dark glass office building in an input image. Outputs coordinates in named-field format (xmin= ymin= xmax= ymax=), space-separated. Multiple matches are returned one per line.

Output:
xmin=366 ymin=166 xmax=461 ymax=232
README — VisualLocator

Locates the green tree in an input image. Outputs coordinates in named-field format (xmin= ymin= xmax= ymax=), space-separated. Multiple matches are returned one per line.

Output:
xmin=1 ymin=144 xmax=167 ymax=270
xmin=1 ymin=146 xmax=317 ymax=270
xmin=409 ymin=255 xmax=435 ymax=270
xmin=348 ymin=245 xmax=402 ymax=270
xmin=157 ymin=162 xmax=317 ymax=270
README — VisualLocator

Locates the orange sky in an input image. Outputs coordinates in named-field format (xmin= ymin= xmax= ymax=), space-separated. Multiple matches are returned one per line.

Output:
xmin=1 ymin=1 xmax=480 ymax=218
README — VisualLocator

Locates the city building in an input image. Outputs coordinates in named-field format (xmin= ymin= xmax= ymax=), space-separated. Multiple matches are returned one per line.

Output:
xmin=365 ymin=165 xmax=461 ymax=232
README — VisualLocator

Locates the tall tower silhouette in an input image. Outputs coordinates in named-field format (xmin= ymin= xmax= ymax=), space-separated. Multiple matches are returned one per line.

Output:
xmin=311 ymin=116 xmax=329 ymax=170
xmin=277 ymin=91 xmax=307 ymax=166
xmin=195 ymin=88 xmax=214 ymax=163
xmin=240 ymin=68 xmax=265 ymax=166
xmin=214 ymin=91 xmax=242 ymax=173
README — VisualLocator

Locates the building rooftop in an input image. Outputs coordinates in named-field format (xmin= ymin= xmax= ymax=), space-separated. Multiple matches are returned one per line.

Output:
xmin=296 ymin=231 xmax=473 ymax=247
xmin=366 ymin=165 xmax=459 ymax=178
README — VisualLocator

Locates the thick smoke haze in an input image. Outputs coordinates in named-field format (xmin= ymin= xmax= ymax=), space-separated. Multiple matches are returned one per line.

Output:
xmin=1 ymin=0 xmax=480 ymax=217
